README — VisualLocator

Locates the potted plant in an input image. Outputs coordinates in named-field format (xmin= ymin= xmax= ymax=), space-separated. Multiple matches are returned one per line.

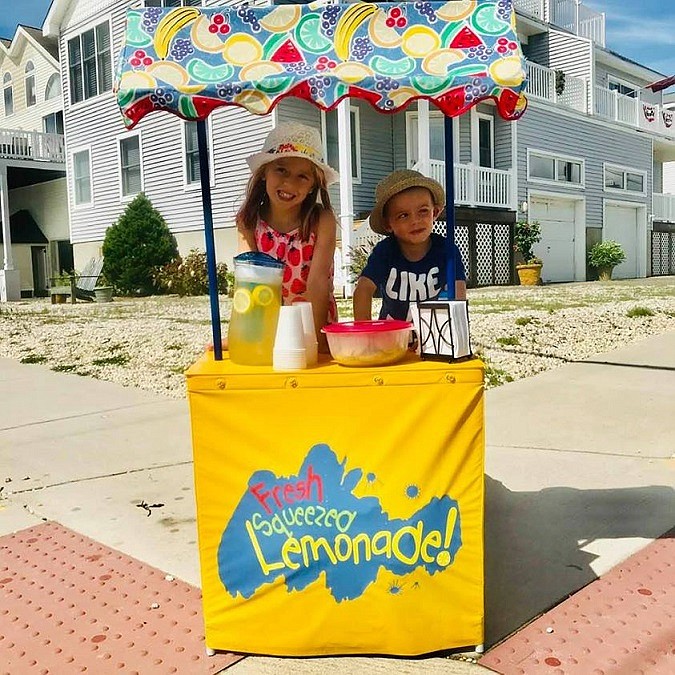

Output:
xmin=94 ymin=271 xmax=114 ymax=302
xmin=588 ymin=240 xmax=626 ymax=281
xmin=514 ymin=219 xmax=543 ymax=285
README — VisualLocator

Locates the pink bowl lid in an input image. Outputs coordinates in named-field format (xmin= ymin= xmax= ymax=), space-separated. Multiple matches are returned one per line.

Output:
xmin=322 ymin=320 xmax=412 ymax=334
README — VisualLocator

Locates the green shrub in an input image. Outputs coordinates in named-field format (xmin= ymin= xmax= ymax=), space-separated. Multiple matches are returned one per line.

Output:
xmin=626 ymin=306 xmax=654 ymax=318
xmin=154 ymin=249 xmax=229 ymax=296
xmin=347 ymin=239 xmax=378 ymax=282
xmin=514 ymin=220 xmax=542 ymax=265
xmin=102 ymin=194 xmax=178 ymax=295
xmin=588 ymin=240 xmax=626 ymax=269
xmin=515 ymin=316 xmax=534 ymax=326
xmin=496 ymin=335 xmax=520 ymax=346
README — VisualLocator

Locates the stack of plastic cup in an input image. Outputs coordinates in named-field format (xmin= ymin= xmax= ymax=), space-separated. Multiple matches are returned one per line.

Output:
xmin=293 ymin=301 xmax=318 ymax=367
xmin=273 ymin=305 xmax=307 ymax=371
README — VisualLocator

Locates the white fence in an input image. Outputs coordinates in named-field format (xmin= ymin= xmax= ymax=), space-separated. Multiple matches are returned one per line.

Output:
xmin=526 ymin=61 xmax=588 ymax=113
xmin=0 ymin=129 xmax=65 ymax=163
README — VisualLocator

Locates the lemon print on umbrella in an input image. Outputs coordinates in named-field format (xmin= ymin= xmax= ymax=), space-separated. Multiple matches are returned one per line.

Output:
xmin=436 ymin=0 xmax=477 ymax=22
xmin=252 ymin=285 xmax=274 ymax=307
xmin=368 ymin=8 xmax=403 ymax=48
xmin=260 ymin=5 xmax=301 ymax=33
xmin=295 ymin=14 xmax=333 ymax=54
xmin=233 ymin=288 xmax=253 ymax=314
xmin=489 ymin=56 xmax=524 ymax=86
xmin=470 ymin=4 xmax=510 ymax=36
xmin=401 ymin=26 xmax=441 ymax=59
xmin=222 ymin=34 xmax=263 ymax=66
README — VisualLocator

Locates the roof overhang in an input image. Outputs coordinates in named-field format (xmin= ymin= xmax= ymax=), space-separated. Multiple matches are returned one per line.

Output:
xmin=43 ymin=0 xmax=66 ymax=39
xmin=594 ymin=45 xmax=665 ymax=86
xmin=0 ymin=25 xmax=59 ymax=68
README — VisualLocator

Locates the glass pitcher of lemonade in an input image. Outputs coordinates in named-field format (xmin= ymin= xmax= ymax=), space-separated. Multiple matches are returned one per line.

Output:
xmin=228 ymin=252 xmax=284 ymax=365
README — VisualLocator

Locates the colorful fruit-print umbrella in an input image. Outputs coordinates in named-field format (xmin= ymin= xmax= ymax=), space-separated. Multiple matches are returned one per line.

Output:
xmin=115 ymin=1 xmax=528 ymax=359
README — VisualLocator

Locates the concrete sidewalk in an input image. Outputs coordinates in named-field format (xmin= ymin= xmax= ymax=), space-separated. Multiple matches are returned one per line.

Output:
xmin=1 ymin=331 xmax=674 ymax=673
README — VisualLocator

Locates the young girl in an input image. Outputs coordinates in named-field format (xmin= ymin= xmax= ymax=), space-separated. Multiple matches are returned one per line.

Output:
xmin=237 ymin=122 xmax=339 ymax=351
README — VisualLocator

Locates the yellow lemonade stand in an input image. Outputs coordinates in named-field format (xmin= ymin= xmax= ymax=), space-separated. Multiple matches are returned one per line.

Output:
xmin=115 ymin=0 xmax=527 ymax=656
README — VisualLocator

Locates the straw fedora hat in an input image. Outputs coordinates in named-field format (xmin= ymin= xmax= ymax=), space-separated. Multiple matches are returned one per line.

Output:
xmin=246 ymin=122 xmax=339 ymax=186
xmin=369 ymin=169 xmax=445 ymax=235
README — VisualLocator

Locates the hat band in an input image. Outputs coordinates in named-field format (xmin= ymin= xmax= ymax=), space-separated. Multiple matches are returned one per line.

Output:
xmin=266 ymin=142 xmax=323 ymax=163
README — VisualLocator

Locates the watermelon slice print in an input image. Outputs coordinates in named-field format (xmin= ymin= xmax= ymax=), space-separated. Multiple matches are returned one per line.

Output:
xmin=270 ymin=39 xmax=304 ymax=63
xmin=449 ymin=26 xmax=482 ymax=49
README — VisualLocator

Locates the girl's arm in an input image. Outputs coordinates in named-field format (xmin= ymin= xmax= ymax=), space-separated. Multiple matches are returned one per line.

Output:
xmin=237 ymin=219 xmax=257 ymax=253
xmin=305 ymin=209 xmax=336 ymax=352
xmin=353 ymin=276 xmax=376 ymax=321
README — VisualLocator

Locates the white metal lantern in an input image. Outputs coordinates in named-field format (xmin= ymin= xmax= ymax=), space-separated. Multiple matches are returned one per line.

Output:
xmin=410 ymin=300 xmax=472 ymax=362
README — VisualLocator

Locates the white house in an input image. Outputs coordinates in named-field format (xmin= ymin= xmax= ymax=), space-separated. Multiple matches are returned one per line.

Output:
xmin=42 ymin=0 xmax=675 ymax=291
xmin=0 ymin=25 xmax=67 ymax=301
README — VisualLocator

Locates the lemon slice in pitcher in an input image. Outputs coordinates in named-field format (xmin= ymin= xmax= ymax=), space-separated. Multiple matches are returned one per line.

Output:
xmin=233 ymin=288 xmax=253 ymax=313
xmin=252 ymin=284 xmax=274 ymax=307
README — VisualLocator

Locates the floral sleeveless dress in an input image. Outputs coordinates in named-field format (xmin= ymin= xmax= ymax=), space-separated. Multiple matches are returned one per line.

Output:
xmin=254 ymin=220 xmax=338 ymax=323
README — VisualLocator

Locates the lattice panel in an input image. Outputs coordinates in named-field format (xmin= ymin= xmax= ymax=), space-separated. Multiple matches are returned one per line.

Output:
xmin=475 ymin=222 xmax=495 ymax=287
xmin=433 ymin=221 xmax=471 ymax=282
xmin=494 ymin=223 xmax=512 ymax=285
xmin=651 ymin=231 xmax=675 ymax=276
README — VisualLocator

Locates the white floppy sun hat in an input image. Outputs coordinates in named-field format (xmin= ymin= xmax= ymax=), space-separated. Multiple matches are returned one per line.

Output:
xmin=246 ymin=121 xmax=339 ymax=186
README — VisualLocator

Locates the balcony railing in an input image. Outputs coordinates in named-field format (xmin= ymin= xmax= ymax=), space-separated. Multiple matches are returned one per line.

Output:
xmin=594 ymin=88 xmax=675 ymax=137
xmin=526 ymin=61 xmax=588 ymax=112
xmin=653 ymin=193 xmax=675 ymax=223
xmin=514 ymin=0 xmax=605 ymax=46
xmin=415 ymin=160 xmax=515 ymax=210
xmin=0 ymin=128 xmax=65 ymax=163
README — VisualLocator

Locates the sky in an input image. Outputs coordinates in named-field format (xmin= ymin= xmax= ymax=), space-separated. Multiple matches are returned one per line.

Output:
xmin=0 ymin=0 xmax=673 ymax=82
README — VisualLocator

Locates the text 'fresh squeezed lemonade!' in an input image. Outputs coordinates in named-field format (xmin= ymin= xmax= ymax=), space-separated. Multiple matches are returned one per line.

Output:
xmin=228 ymin=253 xmax=284 ymax=365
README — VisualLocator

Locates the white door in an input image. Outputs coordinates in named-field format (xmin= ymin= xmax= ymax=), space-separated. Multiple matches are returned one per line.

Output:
xmin=604 ymin=204 xmax=638 ymax=279
xmin=530 ymin=198 xmax=576 ymax=283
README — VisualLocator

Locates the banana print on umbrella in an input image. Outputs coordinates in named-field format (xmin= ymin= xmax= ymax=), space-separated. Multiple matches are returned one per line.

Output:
xmin=154 ymin=6 xmax=201 ymax=60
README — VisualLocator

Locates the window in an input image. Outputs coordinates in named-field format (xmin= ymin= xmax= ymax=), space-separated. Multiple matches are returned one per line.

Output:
xmin=478 ymin=116 xmax=494 ymax=168
xmin=25 ymin=61 xmax=36 ymax=107
xmin=144 ymin=0 xmax=202 ymax=6
xmin=43 ymin=111 xmax=64 ymax=135
xmin=407 ymin=112 xmax=450 ymax=166
xmin=45 ymin=73 xmax=61 ymax=101
xmin=120 ymin=135 xmax=142 ymax=197
xmin=323 ymin=107 xmax=361 ymax=182
xmin=608 ymin=78 xmax=637 ymax=98
xmin=528 ymin=151 xmax=583 ymax=186
xmin=604 ymin=165 xmax=645 ymax=193
xmin=3 ymin=73 xmax=13 ymax=116
xmin=184 ymin=121 xmax=210 ymax=185
xmin=72 ymin=149 xmax=92 ymax=205
xmin=68 ymin=21 xmax=112 ymax=104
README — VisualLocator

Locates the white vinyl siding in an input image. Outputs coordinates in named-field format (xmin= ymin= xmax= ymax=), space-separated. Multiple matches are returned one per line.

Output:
xmin=67 ymin=21 xmax=112 ymax=104
xmin=119 ymin=134 xmax=143 ymax=198
xmin=72 ymin=148 xmax=93 ymax=206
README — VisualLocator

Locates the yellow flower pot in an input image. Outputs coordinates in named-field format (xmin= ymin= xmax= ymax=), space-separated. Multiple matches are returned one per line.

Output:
xmin=516 ymin=263 xmax=543 ymax=286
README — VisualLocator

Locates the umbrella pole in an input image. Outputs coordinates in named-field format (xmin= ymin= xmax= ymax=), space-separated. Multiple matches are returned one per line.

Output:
xmin=197 ymin=119 xmax=223 ymax=361
xmin=443 ymin=115 xmax=456 ymax=300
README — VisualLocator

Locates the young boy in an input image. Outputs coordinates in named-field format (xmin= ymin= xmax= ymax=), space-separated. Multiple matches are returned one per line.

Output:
xmin=353 ymin=169 xmax=466 ymax=321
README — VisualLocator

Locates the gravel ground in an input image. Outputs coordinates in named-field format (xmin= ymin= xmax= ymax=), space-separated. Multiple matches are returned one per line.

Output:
xmin=2 ymin=277 xmax=673 ymax=398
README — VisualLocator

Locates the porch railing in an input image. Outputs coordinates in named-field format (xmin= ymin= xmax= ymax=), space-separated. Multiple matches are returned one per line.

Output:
xmin=653 ymin=193 xmax=675 ymax=223
xmin=0 ymin=128 xmax=65 ymax=163
xmin=417 ymin=160 xmax=515 ymax=210
xmin=514 ymin=0 xmax=605 ymax=46
xmin=526 ymin=61 xmax=588 ymax=112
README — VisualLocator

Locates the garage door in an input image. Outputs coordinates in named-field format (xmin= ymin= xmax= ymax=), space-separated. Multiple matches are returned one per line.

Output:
xmin=605 ymin=204 xmax=638 ymax=279
xmin=530 ymin=198 xmax=576 ymax=283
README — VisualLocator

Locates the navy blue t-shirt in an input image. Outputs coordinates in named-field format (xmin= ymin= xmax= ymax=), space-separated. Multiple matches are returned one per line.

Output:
xmin=361 ymin=233 xmax=466 ymax=321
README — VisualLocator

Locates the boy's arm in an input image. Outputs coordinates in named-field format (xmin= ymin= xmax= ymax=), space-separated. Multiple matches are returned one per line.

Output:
xmin=353 ymin=276 xmax=377 ymax=321
xmin=455 ymin=279 xmax=467 ymax=301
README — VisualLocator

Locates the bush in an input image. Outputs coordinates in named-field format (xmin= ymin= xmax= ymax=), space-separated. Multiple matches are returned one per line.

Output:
xmin=102 ymin=194 xmax=178 ymax=295
xmin=347 ymin=239 xmax=378 ymax=282
xmin=588 ymin=240 xmax=626 ymax=270
xmin=154 ymin=249 xmax=229 ymax=296
xmin=514 ymin=220 xmax=542 ymax=265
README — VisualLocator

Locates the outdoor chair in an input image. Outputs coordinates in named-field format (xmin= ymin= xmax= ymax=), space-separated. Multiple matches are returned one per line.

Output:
xmin=50 ymin=257 xmax=104 ymax=304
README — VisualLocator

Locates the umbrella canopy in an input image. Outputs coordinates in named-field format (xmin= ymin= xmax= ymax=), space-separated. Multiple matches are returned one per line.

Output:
xmin=116 ymin=0 xmax=527 ymax=128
